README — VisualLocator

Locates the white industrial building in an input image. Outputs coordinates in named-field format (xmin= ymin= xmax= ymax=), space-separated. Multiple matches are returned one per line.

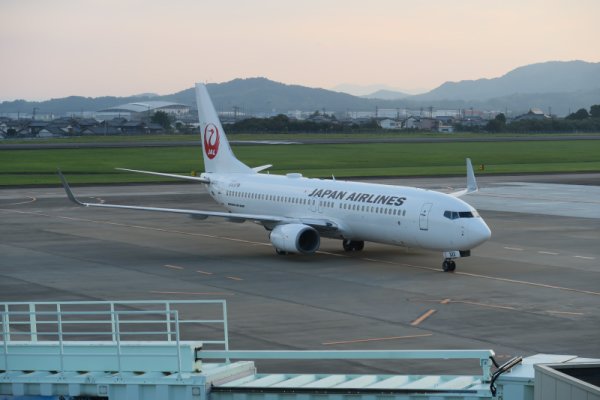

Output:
xmin=96 ymin=101 xmax=191 ymax=121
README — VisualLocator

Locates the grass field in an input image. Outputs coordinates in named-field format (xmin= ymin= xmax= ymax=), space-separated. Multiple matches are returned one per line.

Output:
xmin=2 ymin=139 xmax=600 ymax=186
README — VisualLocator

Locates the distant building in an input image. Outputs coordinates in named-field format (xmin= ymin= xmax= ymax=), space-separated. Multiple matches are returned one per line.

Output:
xmin=81 ymin=126 xmax=122 ymax=135
xmin=437 ymin=124 xmax=454 ymax=133
xmin=96 ymin=101 xmax=191 ymax=121
xmin=378 ymin=118 xmax=401 ymax=129
xmin=514 ymin=108 xmax=551 ymax=121
xmin=404 ymin=116 xmax=420 ymax=129
xmin=435 ymin=115 xmax=455 ymax=125
xmin=37 ymin=126 xmax=65 ymax=138
xmin=460 ymin=116 xmax=487 ymax=127
xmin=417 ymin=118 xmax=439 ymax=131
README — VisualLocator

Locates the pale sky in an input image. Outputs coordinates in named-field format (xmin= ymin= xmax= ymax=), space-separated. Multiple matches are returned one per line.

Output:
xmin=1 ymin=0 xmax=599 ymax=101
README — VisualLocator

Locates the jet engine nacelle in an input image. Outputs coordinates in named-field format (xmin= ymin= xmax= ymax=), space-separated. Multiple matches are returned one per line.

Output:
xmin=270 ymin=223 xmax=320 ymax=254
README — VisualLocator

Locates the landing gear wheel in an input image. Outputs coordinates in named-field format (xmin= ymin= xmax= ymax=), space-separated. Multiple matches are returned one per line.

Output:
xmin=343 ymin=240 xmax=365 ymax=252
xmin=442 ymin=259 xmax=456 ymax=272
xmin=275 ymin=249 xmax=288 ymax=255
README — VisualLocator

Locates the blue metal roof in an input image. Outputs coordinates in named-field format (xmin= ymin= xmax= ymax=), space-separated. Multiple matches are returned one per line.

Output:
xmin=98 ymin=101 xmax=190 ymax=113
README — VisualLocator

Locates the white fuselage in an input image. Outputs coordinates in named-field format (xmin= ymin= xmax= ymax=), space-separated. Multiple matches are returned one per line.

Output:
xmin=203 ymin=172 xmax=491 ymax=252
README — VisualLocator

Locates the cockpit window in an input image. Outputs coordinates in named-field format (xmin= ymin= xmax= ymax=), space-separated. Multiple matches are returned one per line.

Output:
xmin=444 ymin=210 xmax=479 ymax=220
xmin=444 ymin=210 xmax=457 ymax=220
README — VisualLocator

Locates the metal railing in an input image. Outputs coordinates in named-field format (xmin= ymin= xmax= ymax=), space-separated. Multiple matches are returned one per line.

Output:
xmin=1 ymin=300 xmax=229 ymax=374
xmin=1 ymin=299 xmax=228 ymax=345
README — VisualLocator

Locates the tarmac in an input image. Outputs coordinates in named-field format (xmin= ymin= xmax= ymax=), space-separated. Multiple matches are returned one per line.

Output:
xmin=1 ymin=173 xmax=599 ymax=375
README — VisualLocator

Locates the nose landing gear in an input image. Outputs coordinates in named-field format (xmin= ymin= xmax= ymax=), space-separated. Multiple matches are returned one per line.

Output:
xmin=442 ymin=250 xmax=470 ymax=272
xmin=442 ymin=259 xmax=456 ymax=272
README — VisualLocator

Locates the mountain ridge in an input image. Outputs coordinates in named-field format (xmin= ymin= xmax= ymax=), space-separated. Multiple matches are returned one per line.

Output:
xmin=412 ymin=60 xmax=600 ymax=102
xmin=1 ymin=61 xmax=598 ymax=117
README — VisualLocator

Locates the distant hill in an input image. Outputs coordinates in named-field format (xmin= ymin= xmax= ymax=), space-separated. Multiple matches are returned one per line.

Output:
xmin=161 ymin=78 xmax=375 ymax=113
xmin=362 ymin=89 xmax=410 ymax=100
xmin=332 ymin=83 xmax=412 ymax=97
xmin=412 ymin=60 xmax=600 ymax=102
xmin=1 ymin=61 xmax=599 ymax=117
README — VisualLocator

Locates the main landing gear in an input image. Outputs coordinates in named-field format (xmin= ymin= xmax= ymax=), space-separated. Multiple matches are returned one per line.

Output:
xmin=343 ymin=240 xmax=364 ymax=252
xmin=442 ymin=259 xmax=456 ymax=272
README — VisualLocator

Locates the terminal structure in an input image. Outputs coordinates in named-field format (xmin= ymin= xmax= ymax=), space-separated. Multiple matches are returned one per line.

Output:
xmin=2 ymin=300 xmax=599 ymax=400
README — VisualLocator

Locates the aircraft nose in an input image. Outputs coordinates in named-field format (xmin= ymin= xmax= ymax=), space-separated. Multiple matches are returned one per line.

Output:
xmin=470 ymin=219 xmax=491 ymax=247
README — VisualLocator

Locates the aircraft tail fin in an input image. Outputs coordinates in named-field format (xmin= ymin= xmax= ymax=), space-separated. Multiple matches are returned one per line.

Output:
xmin=195 ymin=83 xmax=252 ymax=174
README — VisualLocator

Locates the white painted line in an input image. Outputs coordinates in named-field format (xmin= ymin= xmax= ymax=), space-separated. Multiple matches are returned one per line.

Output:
xmin=456 ymin=271 xmax=600 ymax=297
xmin=226 ymin=276 xmax=243 ymax=281
xmin=164 ymin=264 xmax=184 ymax=270
xmin=196 ymin=270 xmax=213 ymax=275
xmin=573 ymin=255 xmax=595 ymax=260
xmin=6 ymin=196 xmax=37 ymax=206
xmin=538 ymin=251 xmax=559 ymax=255
xmin=547 ymin=310 xmax=584 ymax=316
xmin=504 ymin=246 xmax=524 ymax=251
xmin=452 ymin=300 xmax=516 ymax=311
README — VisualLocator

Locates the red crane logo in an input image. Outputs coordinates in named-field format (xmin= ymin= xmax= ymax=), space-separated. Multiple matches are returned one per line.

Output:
xmin=204 ymin=123 xmax=220 ymax=159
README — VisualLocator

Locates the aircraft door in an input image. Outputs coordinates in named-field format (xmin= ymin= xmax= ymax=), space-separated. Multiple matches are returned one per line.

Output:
xmin=419 ymin=203 xmax=433 ymax=230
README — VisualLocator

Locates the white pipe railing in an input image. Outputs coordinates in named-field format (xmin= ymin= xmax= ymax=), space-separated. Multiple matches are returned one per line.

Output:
xmin=1 ymin=299 xmax=230 ymax=376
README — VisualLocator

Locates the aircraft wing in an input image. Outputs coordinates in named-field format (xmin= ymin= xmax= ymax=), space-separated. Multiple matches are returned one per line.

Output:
xmin=449 ymin=158 xmax=478 ymax=197
xmin=58 ymin=171 xmax=338 ymax=229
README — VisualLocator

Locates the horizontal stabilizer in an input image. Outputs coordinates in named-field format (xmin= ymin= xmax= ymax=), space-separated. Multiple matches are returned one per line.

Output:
xmin=252 ymin=164 xmax=273 ymax=173
xmin=116 ymin=168 xmax=210 ymax=183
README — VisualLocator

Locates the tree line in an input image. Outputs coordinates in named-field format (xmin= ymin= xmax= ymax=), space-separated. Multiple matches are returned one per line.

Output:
xmin=477 ymin=104 xmax=600 ymax=133
xmin=226 ymin=113 xmax=380 ymax=133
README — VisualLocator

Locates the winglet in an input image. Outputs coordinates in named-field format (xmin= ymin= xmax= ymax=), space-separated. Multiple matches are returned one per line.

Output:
xmin=466 ymin=158 xmax=478 ymax=193
xmin=449 ymin=158 xmax=479 ymax=197
xmin=57 ymin=169 xmax=86 ymax=206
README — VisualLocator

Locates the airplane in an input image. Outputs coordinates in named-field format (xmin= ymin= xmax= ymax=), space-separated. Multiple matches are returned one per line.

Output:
xmin=59 ymin=83 xmax=491 ymax=272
